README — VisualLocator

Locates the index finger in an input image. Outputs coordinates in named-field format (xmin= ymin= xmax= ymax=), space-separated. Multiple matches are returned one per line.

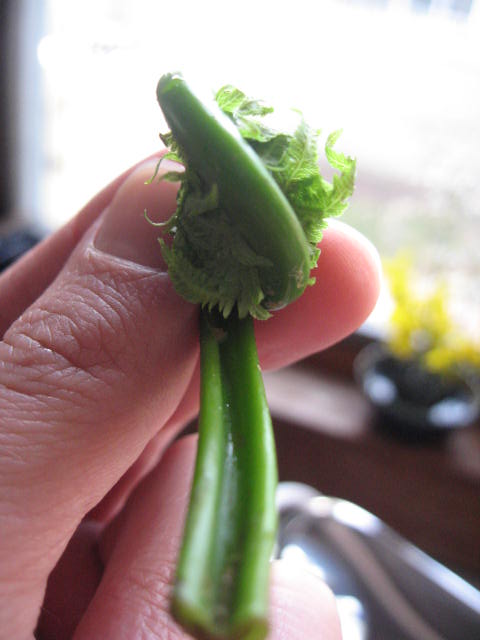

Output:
xmin=256 ymin=219 xmax=381 ymax=369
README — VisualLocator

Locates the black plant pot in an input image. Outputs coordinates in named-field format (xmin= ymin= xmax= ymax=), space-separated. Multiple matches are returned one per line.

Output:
xmin=354 ymin=344 xmax=480 ymax=442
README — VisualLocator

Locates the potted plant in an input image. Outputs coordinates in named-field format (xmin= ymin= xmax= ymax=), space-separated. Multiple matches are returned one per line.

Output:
xmin=355 ymin=253 xmax=480 ymax=440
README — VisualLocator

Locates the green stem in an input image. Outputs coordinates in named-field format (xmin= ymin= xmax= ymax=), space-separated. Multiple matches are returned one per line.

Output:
xmin=172 ymin=309 xmax=278 ymax=640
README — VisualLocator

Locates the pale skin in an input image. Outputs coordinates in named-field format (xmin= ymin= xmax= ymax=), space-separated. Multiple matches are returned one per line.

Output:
xmin=0 ymin=156 xmax=381 ymax=639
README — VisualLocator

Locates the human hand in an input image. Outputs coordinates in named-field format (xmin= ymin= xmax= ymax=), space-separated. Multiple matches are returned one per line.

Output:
xmin=0 ymin=157 xmax=380 ymax=639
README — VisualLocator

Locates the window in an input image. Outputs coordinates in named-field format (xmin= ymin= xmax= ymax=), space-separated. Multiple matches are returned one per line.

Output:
xmin=14 ymin=0 xmax=480 ymax=338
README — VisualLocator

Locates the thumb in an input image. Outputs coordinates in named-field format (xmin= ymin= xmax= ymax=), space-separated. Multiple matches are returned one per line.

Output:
xmin=0 ymin=161 xmax=199 ymax=636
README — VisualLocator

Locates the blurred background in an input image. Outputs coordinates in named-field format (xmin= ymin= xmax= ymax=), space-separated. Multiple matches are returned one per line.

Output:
xmin=2 ymin=2 xmax=480 ymax=637
xmin=1 ymin=0 xmax=479 ymax=339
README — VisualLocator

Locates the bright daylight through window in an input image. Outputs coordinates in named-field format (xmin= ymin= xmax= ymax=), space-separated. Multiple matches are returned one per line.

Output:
xmin=25 ymin=0 xmax=480 ymax=341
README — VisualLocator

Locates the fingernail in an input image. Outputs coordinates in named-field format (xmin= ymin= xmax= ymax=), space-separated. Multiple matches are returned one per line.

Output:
xmin=94 ymin=159 xmax=178 ymax=269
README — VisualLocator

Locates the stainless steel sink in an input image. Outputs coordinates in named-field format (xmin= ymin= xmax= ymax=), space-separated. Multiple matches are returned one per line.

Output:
xmin=276 ymin=483 xmax=480 ymax=640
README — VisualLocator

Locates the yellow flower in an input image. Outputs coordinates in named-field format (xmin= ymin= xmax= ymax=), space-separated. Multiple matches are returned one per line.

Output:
xmin=383 ymin=253 xmax=479 ymax=376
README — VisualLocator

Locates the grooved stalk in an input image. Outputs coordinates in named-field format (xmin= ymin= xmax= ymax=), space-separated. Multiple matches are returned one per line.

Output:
xmin=172 ymin=310 xmax=278 ymax=640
